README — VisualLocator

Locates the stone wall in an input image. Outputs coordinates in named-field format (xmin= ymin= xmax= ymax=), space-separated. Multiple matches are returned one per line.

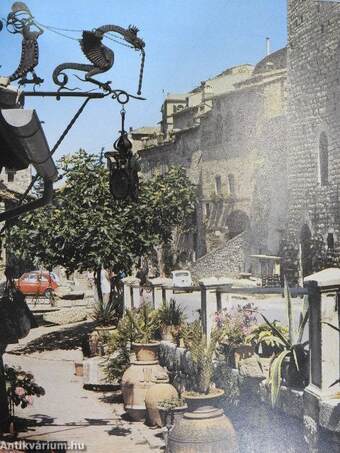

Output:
xmin=190 ymin=232 xmax=251 ymax=280
xmin=286 ymin=0 xmax=340 ymax=274
xmin=139 ymin=53 xmax=288 ymax=274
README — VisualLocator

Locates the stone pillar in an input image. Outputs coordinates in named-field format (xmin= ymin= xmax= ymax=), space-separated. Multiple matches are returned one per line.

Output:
xmin=153 ymin=285 xmax=163 ymax=309
xmin=304 ymin=269 xmax=340 ymax=452
xmin=199 ymin=281 xmax=219 ymax=339
xmin=122 ymin=277 xmax=140 ymax=311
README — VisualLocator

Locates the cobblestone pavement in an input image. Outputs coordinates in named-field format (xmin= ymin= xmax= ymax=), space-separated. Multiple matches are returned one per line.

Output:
xmin=3 ymin=322 xmax=164 ymax=453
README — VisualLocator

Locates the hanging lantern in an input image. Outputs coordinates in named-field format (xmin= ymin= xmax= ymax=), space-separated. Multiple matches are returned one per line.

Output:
xmin=105 ymin=109 xmax=140 ymax=201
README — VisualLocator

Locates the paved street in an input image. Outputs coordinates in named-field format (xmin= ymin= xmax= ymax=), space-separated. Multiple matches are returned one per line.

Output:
xmin=3 ymin=322 xmax=163 ymax=453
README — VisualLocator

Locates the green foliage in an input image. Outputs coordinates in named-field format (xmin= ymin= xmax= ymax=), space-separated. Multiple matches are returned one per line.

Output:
xmin=125 ymin=303 xmax=160 ymax=343
xmin=215 ymin=303 xmax=257 ymax=346
xmin=158 ymin=397 xmax=185 ymax=410
xmin=7 ymin=151 xmax=196 ymax=278
xmin=158 ymin=298 xmax=186 ymax=327
xmin=188 ymin=322 xmax=221 ymax=394
xmin=5 ymin=365 xmax=45 ymax=410
xmin=92 ymin=294 xmax=123 ymax=327
xmin=245 ymin=321 xmax=288 ymax=350
xmin=104 ymin=315 xmax=136 ymax=382
xmin=263 ymin=281 xmax=309 ymax=407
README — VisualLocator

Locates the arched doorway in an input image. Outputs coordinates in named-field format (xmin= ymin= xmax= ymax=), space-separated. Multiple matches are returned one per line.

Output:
xmin=226 ymin=210 xmax=250 ymax=239
xmin=300 ymin=224 xmax=313 ymax=278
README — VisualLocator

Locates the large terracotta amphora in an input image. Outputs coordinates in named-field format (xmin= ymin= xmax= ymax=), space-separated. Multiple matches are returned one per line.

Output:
xmin=145 ymin=374 xmax=178 ymax=427
xmin=121 ymin=359 xmax=166 ymax=421
xmin=168 ymin=389 xmax=239 ymax=453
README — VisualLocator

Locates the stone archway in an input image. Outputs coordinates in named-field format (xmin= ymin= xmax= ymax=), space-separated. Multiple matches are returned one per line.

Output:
xmin=300 ymin=224 xmax=313 ymax=278
xmin=226 ymin=210 xmax=250 ymax=239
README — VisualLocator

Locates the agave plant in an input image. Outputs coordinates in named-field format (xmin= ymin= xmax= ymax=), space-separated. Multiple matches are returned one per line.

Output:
xmin=263 ymin=277 xmax=309 ymax=407
xmin=92 ymin=296 xmax=119 ymax=327
xmin=125 ymin=303 xmax=160 ymax=343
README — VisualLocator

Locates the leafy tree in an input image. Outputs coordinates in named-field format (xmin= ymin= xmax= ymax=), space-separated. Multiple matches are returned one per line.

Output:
xmin=6 ymin=150 xmax=196 ymax=296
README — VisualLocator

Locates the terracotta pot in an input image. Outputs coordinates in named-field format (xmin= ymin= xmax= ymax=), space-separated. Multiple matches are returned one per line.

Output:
xmin=168 ymin=406 xmax=239 ymax=453
xmin=157 ymin=404 xmax=187 ymax=428
xmin=132 ymin=342 xmax=160 ymax=361
xmin=121 ymin=359 xmax=166 ymax=421
xmin=145 ymin=377 xmax=178 ymax=427
xmin=183 ymin=388 xmax=225 ymax=412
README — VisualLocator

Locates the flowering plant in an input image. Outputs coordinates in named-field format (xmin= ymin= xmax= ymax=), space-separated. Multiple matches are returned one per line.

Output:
xmin=215 ymin=303 xmax=257 ymax=346
xmin=4 ymin=365 xmax=45 ymax=410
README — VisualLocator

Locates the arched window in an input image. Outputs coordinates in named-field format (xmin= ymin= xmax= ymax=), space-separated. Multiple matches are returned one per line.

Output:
xmin=319 ymin=132 xmax=329 ymax=186
xmin=228 ymin=174 xmax=235 ymax=194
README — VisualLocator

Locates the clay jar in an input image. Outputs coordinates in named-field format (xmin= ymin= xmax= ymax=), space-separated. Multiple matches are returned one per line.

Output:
xmin=145 ymin=375 xmax=178 ymax=427
xmin=132 ymin=342 xmax=160 ymax=361
xmin=168 ymin=389 xmax=239 ymax=453
xmin=121 ymin=360 xmax=166 ymax=421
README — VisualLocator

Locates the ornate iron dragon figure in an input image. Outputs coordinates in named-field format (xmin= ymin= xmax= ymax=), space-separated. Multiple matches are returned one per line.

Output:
xmin=6 ymin=2 xmax=44 ymax=85
xmin=52 ymin=25 xmax=145 ymax=94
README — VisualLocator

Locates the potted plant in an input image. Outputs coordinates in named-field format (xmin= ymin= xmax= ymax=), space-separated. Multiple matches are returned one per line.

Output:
xmin=168 ymin=323 xmax=239 ymax=452
xmin=215 ymin=303 xmax=257 ymax=368
xmin=157 ymin=298 xmax=186 ymax=343
xmin=157 ymin=397 xmax=187 ymax=427
xmin=4 ymin=365 xmax=45 ymax=434
xmin=126 ymin=303 xmax=161 ymax=361
xmin=182 ymin=322 xmax=224 ymax=411
xmin=245 ymin=321 xmax=289 ymax=358
xmin=265 ymin=279 xmax=309 ymax=407
xmin=92 ymin=293 xmax=122 ymax=332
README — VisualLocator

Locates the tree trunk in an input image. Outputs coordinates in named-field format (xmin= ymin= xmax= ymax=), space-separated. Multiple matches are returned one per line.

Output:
xmin=0 ymin=349 xmax=9 ymax=432
xmin=95 ymin=267 xmax=103 ymax=303
xmin=155 ymin=245 xmax=166 ymax=277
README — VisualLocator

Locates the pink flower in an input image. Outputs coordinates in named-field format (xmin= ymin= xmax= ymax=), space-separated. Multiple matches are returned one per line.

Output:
xmin=26 ymin=395 xmax=33 ymax=405
xmin=15 ymin=387 xmax=25 ymax=397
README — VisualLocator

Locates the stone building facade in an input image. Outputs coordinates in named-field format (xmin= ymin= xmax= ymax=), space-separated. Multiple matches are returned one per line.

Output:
xmin=284 ymin=0 xmax=340 ymax=282
xmin=136 ymin=51 xmax=288 ymax=277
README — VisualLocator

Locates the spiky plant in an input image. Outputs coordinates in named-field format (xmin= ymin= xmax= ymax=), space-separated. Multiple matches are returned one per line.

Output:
xmin=158 ymin=298 xmax=186 ymax=327
xmin=189 ymin=323 xmax=221 ymax=394
xmin=265 ymin=278 xmax=309 ymax=407
xmin=125 ymin=303 xmax=160 ymax=343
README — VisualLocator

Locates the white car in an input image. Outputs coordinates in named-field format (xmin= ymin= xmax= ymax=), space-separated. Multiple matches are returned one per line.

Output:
xmin=171 ymin=270 xmax=193 ymax=288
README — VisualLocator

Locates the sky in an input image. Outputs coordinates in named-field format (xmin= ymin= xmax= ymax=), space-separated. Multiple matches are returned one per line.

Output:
xmin=1 ymin=0 xmax=287 ymax=160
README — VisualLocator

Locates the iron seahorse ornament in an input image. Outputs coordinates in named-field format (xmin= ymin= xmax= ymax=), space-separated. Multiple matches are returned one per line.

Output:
xmin=6 ymin=2 xmax=44 ymax=85
xmin=52 ymin=25 xmax=145 ymax=94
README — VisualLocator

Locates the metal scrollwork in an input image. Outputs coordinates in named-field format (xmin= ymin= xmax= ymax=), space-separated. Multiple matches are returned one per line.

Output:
xmin=52 ymin=24 xmax=145 ymax=94
xmin=6 ymin=2 xmax=44 ymax=86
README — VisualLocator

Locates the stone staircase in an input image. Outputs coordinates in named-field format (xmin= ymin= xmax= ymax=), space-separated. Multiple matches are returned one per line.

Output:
xmin=190 ymin=232 xmax=250 ymax=280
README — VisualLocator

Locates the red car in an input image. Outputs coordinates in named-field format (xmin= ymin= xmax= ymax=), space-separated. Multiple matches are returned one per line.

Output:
xmin=16 ymin=271 xmax=59 ymax=298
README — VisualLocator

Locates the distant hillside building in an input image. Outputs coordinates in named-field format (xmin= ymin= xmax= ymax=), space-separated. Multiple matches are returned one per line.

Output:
xmin=134 ymin=51 xmax=288 ymax=278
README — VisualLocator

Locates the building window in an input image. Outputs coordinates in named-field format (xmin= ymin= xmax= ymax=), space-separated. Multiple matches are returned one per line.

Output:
xmin=228 ymin=174 xmax=236 ymax=194
xmin=215 ymin=175 xmax=222 ymax=195
xmin=6 ymin=169 xmax=16 ymax=182
xmin=319 ymin=132 xmax=329 ymax=186
xmin=205 ymin=203 xmax=211 ymax=218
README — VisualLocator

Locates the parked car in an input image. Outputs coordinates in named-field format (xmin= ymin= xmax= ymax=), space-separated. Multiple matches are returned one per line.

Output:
xmin=171 ymin=270 xmax=193 ymax=288
xmin=15 ymin=271 xmax=59 ymax=298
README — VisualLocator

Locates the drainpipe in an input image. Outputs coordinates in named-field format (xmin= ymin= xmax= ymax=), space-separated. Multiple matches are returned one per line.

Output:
xmin=0 ymin=178 xmax=53 ymax=222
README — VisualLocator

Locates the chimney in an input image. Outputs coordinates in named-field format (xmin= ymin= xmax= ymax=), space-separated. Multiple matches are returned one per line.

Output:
xmin=266 ymin=37 xmax=271 ymax=56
